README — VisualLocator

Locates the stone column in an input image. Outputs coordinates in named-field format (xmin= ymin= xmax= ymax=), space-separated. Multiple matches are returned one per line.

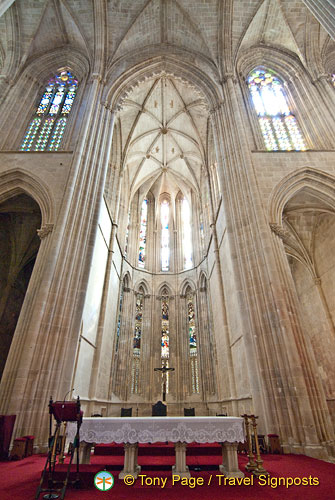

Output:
xmin=210 ymin=74 xmax=334 ymax=457
xmin=112 ymin=287 xmax=134 ymax=400
xmin=0 ymin=75 xmax=117 ymax=448
xmin=302 ymin=0 xmax=335 ymax=40
xmin=0 ymin=0 xmax=15 ymax=18
xmin=197 ymin=284 xmax=217 ymax=396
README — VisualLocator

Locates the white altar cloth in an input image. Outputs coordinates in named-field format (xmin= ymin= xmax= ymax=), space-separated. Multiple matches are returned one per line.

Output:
xmin=67 ymin=416 xmax=245 ymax=444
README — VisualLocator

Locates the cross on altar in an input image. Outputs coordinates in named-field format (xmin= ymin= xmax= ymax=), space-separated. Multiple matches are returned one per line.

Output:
xmin=154 ymin=366 xmax=175 ymax=402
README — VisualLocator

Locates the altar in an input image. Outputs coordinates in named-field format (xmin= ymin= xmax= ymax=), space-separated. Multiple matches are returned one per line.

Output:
xmin=67 ymin=416 xmax=245 ymax=479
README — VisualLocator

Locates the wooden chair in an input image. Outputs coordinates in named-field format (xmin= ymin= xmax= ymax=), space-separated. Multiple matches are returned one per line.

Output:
xmin=152 ymin=401 xmax=167 ymax=416
xmin=184 ymin=408 xmax=195 ymax=416
xmin=121 ymin=408 xmax=132 ymax=417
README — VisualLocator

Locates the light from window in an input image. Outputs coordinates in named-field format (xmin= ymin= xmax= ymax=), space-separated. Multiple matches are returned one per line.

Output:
xmin=182 ymin=198 xmax=193 ymax=269
xmin=161 ymin=200 xmax=170 ymax=271
xmin=138 ymin=199 xmax=148 ymax=267
xmin=124 ymin=211 xmax=130 ymax=256
xmin=187 ymin=292 xmax=199 ymax=393
xmin=332 ymin=74 xmax=335 ymax=87
xmin=21 ymin=70 xmax=78 ymax=151
xmin=161 ymin=295 xmax=170 ymax=394
xmin=248 ymin=69 xmax=305 ymax=151
xmin=161 ymin=296 xmax=169 ymax=359
xmin=115 ymin=286 xmax=124 ymax=352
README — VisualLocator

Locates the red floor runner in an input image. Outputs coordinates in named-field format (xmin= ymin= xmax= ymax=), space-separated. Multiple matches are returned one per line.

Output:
xmin=0 ymin=452 xmax=334 ymax=500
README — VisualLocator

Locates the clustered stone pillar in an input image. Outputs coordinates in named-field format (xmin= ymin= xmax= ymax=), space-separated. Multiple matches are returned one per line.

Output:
xmin=0 ymin=73 xmax=116 ymax=448
xmin=210 ymin=73 xmax=334 ymax=458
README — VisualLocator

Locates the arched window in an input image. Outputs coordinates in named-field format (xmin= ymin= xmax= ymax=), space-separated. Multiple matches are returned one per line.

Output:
xmin=182 ymin=198 xmax=193 ymax=270
xmin=21 ymin=70 xmax=78 ymax=151
xmin=161 ymin=294 xmax=170 ymax=394
xmin=115 ymin=284 xmax=124 ymax=352
xmin=187 ymin=292 xmax=199 ymax=393
xmin=332 ymin=74 xmax=335 ymax=87
xmin=161 ymin=200 xmax=170 ymax=271
xmin=124 ymin=210 xmax=130 ymax=256
xmin=131 ymin=291 xmax=143 ymax=393
xmin=138 ymin=199 xmax=148 ymax=267
xmin=248 ymin=68 xmax=305 ymax=151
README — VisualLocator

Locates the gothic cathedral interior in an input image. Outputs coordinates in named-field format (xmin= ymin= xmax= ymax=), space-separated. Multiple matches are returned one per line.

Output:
xmin=0 ymin=0 xmax=335 ymax=461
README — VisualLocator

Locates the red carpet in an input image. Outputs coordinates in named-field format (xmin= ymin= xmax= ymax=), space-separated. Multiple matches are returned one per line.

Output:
xmin=0 ymin=446 xmax=334 ymax=499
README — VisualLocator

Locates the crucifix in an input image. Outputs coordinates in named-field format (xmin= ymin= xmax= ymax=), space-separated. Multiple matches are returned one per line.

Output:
xmin=154 ymin=365 xmax=175 ymax=402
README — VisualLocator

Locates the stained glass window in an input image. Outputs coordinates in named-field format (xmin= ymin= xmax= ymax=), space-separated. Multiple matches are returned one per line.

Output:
xmin=161 ymin=296 xmax=169 ymax=359
xmin=124 ymin=211 xmax=130 ymax=256
xmin=138 ymin=199 xmax=148 ymax=267
xmin=182 ymin=198 xmax=193 ymax=269
xmin=21 ymin=70 xmax=78 ymax=151
xmin=131 ymin=292 xmax=143 ymax=393
xmin=161 ymin=295 xmax=170 ymax=394
xmin=248 ymin=68 xmax=306 ymax=151
xmin=115 ymin=285 xmax=124 ymax=352
xmin=187 ymin=293 xmax=199 ymax=393
xmin=161 ymin=200 xmax=170 ymax=271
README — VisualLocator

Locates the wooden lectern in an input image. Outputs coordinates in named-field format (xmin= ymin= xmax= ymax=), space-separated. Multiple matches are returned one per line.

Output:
xmin=35 ymin=396 xmax=82 ymax=500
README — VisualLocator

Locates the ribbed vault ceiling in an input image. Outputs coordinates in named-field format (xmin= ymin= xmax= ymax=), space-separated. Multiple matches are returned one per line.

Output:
xmin=119 ymin=74 xmax=208 ymax=199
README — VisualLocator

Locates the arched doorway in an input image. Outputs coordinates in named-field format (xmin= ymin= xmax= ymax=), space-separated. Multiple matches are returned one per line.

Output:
xmin=281 ymin=186 xmax=335 ymax=432
xmin=0 ymin=193 xmax=41 ymax=380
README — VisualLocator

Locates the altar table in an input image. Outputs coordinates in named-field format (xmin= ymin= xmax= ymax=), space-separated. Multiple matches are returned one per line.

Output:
xmin=67 ymin=416 xmax=245 ymax=479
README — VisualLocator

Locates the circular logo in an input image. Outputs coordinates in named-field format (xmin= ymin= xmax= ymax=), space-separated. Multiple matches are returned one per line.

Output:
xmin=94 ymin=471 xmax=114 ymax=491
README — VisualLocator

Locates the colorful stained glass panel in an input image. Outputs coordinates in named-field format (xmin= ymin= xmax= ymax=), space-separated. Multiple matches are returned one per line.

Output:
xmin=161 ymin=296 xmax=169 ymax=359
xmin=248 ymin=68 xmax=306 ymax=151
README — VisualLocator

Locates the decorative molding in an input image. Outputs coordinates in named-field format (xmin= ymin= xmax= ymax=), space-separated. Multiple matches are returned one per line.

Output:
xmin=269 ymin=223 xmax=288 ymax=240
xmin=37 ymin=223 xmax=54 ymax=239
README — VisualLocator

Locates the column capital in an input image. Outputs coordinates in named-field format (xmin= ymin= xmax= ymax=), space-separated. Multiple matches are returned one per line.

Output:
xmin=269 ymin=223 xmax=288 ymax=240
xmin=37 ymin=223 xmax=54 ymax=239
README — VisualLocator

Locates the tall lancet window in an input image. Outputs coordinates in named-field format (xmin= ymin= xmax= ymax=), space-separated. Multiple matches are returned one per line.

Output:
xmin=131 ymin=291 xmax=143 ymax=393
xmin=115 ymin=286 xmax=124 ymax=353
xmin=182 ymin=198 xmax=193 ymax=269
xmin=138 ymin=199 xmax=148 ymax=267
xmin=161 ymin=200 xmax=170 ymax=271
xmin=124 ymin=210 xmax=130 ymax=256
xmin=187 ymin=292 xmax=199 ymax=393
xmin=161 ymin=295 xmax=170 ymax=394
xmin=248 ymin=68 xmax=305 ymax=151
xmin=21 ymin=70 xmax=78 ymax=151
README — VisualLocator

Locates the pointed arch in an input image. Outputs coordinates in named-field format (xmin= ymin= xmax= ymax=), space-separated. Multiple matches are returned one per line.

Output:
xmin=180 ymin=278 xmax=196 ymax=296
xmin=0 ymin=168 xmax=55 ymax=226
xmin=199 ymin=270 xmax=208 ymax=290
xmin=121 ymin=271 xmax=132 ymax=289
xmin=157 ymin=282 xmax=174 ymax=297
xmin=269 ymin=167 xmax=335 ymax=225
xmin=134 ymin=278 xmax=150 ymax=296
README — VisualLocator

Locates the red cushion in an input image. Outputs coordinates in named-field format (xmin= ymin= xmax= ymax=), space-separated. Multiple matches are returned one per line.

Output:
xmin=22 ymin=435 xmax=35 ymax=440
xmin=14 ymin=438 xmax=26 ymax=442
xmin=267 ymin=434 xmax=279 ymax=437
